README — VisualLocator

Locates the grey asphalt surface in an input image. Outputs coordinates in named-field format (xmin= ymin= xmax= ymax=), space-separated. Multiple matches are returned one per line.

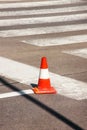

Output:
xmin=0 ymin=0 xmax=87 ymax=130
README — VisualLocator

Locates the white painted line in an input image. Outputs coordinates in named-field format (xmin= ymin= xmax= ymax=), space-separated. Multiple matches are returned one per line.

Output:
xmin=63 ymin=48 xmax=87 ymax=59
xmin=0 ymin=89 xmax=34 ymax=99
xmin=0 ymin=0 xmax=82 ymax=9
xmin=0 ymin=24 xmax=87 ymax=37
xmin=0 ymin=0 xmax=21 ymax=1
xmin=22 ymin=34 xmax=87 ymax=46
xmin=0 ymin=14 xmax=87 ymax=27
xmin=0 ymin=57 xmax=87 ymax=100
xmin=0 ymin=5 xmax=87 ymax=17
xmin=0 ymin=0 xmax=21 ymax=2
xmin=0 ymin=57 xmax=39 ymax=84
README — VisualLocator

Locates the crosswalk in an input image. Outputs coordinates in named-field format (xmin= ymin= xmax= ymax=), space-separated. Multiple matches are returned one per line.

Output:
xmin=0 ymin=0 xmax=87 ymax=47
xmin=0 ymin=0 xmax=87 ymax=100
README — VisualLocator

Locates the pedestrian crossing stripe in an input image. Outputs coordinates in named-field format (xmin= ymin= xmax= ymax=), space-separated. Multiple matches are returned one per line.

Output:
xmin=63 ymin=48 xmax=87 ymax=59
xmin=0 ymin=5 xmax=87 ymax=17
xmin=0 ymin=90 xmax=34 ymax=99
xmin=0 ymin=0 xmax=21 ymax=1
xmin=0 ymin=0 xmax=83 ymax=9
xmin=0 ymin=23 xmax=87 ymax=37
xmin=22 ymin=35 xmax=87 ymax=46
xmin=0 ymin=14 xmax=87 ymax=27
xmin=0 ymin=57 xmax=87 ymax=100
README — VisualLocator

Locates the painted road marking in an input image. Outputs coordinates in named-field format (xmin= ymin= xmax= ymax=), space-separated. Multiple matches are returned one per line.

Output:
xmin=22 ymin=34 xmax=87 ymax=46
xmin=0 ymin=0 xmax=83 ymax=9
xmin=0 ymin=57 xmax=87 ymax=100
xmin=0 ymin=90 xmax=34 ymax=99
xmin=0 ymin=5 xmax=87 ymax=17
xmin=63 ymin=48 xmax=87 ymax=59
xmin=0 ymin=23 xmax=87 ymax=37
xmin=0 ymin=0 xmax=22 ymax=1
xmin=0 ymin=14 xmax=87 ymax=27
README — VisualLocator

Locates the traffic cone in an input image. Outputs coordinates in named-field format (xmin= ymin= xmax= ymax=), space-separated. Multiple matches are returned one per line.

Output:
xmin=32 ymin=57 xmax=57 ymax=94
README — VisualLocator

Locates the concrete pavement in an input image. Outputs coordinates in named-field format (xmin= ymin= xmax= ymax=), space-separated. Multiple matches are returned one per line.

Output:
xmin=0 ymin=0 xmax=87 ymax=129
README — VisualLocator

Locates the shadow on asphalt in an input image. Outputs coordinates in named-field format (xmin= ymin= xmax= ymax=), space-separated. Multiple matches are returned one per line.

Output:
xmin=0 ymin=77 xmax=84 ymax=130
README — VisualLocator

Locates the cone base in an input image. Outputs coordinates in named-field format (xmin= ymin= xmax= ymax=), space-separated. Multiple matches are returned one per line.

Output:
xmin=32 ymin=86 xmax=57 ymax=94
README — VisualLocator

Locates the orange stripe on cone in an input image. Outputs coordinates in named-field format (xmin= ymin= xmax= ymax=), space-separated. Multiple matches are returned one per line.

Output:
xmin=33 ymin=57 xmax=57 ymax=94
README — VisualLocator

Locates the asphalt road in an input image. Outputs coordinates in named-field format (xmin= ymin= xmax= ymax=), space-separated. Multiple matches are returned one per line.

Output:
xmin=0 ymin=0 xmax=87 ymax=130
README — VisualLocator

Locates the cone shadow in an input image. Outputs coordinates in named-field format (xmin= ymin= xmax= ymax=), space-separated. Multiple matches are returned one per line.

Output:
xmin=31 ymin=83 xmax=37 ymax=88
xmin=0 ymin=77 xmax=84 ymax=130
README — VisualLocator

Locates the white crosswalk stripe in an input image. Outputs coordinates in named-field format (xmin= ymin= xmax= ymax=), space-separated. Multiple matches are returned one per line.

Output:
xmin=23 ymin=35 xmax=87 ymax=46
xmin=0 ymin=0 xmax=83 ymax=9
xmin=0 ymin=14 xmax=87 ymax=27
xmin=0 ymin=24 xmax=87 ymax=37
xmin=63 ymin=48 xmax=87 ymax=59
xmin=0 ymin=5 xmax=87 ymax=17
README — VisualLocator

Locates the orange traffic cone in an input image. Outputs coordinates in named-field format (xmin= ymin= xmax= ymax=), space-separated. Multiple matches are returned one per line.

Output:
xmin=33 ymin=57 xmax=57 ymax=94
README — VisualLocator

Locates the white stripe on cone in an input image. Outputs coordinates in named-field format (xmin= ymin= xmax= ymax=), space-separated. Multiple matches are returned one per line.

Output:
xmin=39 ymin=69 xmax=49 ymax=79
